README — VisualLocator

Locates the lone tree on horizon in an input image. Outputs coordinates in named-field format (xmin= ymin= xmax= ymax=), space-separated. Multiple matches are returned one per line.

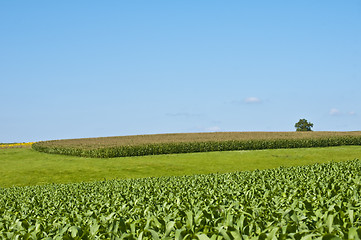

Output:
xmin=295 ymin=119 xmax=313 ymax=131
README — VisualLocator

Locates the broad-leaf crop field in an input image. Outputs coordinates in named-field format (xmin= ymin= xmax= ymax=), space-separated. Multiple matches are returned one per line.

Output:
xmin=1 ymin=160 xmax=361 ymax=239
xmin=2 ymin=132 xmax=361 ymax=239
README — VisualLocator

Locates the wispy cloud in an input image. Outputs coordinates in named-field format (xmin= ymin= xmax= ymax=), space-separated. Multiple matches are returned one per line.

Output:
xmin=226 ymin=97 xmax=263 ymax=105
xmin=244 ymin=97 xmax=261 ymax=104
xmin=329 ymin=109 xmax=357 ymax=116
xmin=206 ymin=126 xmax=221 ymax=132
xmin=329 ymin=108 xmax=341 ymax=116
xmin=166 ymin=112 xmax=202 ymax=117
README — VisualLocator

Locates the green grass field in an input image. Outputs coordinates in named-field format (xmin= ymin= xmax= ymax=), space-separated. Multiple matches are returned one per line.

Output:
xmin=1 ymin=145 xmax=361 ymax=188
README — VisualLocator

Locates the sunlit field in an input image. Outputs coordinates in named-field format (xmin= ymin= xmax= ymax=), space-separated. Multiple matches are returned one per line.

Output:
xmin=1 ymin=145 xmax=361 ymax=188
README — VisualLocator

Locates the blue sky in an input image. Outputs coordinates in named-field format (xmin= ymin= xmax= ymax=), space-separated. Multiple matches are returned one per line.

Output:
xmin=1 ymin=1 xmax=360 ymax=142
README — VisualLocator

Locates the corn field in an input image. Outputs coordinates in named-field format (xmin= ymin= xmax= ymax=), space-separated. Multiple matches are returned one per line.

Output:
xmin=1 ymin=159 xmax=361 ymax=239
xmin=32 ymin=135 xmax=361 ymax=158
xmin=31 ymin=132 xmax=361 ymax=148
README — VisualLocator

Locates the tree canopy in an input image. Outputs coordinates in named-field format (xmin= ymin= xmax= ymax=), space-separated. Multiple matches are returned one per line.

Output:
xmin=295 ymin=119 xmax=313 ymax=131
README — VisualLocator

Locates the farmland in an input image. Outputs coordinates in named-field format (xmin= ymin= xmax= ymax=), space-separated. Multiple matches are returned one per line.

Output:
xmin=2 ymin=131 xmax=361 ymax=238
xmin=31 ymin=132 xmax=361 ymax=148
xmin=2 ymin=145 xmax=361 ymax=188
xmin=0 ymin=142 xmax=35 ymax=149
xmin=1 ymin=159 xmax=361 ymax=239
xmin=32 ymin=131 xmax=361 ymax=158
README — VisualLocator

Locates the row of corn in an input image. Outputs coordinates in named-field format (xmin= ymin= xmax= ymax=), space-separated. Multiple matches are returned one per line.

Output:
xmin=32 ymin=136 xmax=361 ymax=158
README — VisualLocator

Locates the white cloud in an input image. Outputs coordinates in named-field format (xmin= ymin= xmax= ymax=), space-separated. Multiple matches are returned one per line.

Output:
xmin=206 ymin=126 xmax=221 ymax=132
xmin=166 ymin=112 xmax=202 ymax=117
xmin=329 ymin=108 xmax=341 ymax=116
xmin=244 ymin=97 xmax=261 ymax=104
xmin=328 ymin=109 xmax=357 ymax=117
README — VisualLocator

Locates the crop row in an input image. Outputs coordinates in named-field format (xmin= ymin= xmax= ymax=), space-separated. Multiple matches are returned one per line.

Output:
xmin=29 ymin=132 xmax=361 ymax=149
xmin=1 ymin=159 xmax=361 ymax=239
xmin=32 ymin=136 xmax=361 ymax=158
